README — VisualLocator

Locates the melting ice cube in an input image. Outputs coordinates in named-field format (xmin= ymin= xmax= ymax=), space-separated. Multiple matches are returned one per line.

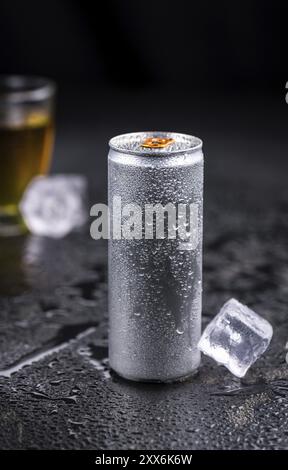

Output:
xmin=20 ymin=175 xmax=88 ymax=238
xmin=198 ymin=298 xmax=273 ymax=377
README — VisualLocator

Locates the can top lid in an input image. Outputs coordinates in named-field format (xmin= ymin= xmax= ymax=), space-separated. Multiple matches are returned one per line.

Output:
xmin=109 ymin=131 xmax=202 ymax=156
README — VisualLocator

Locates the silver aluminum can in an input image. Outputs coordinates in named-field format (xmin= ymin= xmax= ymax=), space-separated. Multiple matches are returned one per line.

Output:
xmin=108 ymin=131 xmax=203 ymax=382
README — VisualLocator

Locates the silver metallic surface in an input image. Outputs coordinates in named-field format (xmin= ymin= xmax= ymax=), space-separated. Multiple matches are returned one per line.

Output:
xmin=108 ymin=132 xmax=204 ymax=382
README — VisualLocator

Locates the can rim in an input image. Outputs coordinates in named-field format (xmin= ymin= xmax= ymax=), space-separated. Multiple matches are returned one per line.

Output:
xmin=109 ymin=131 xmax=203 ymax=156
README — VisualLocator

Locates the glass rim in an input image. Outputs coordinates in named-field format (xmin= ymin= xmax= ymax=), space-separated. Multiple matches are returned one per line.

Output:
xmin=0 ymin=75 xmax=56 ymax=102
xmin=109 ymin=131 xmax=203 ymax=156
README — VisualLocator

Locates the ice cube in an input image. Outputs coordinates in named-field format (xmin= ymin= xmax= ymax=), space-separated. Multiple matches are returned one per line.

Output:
xmin=20 ymin=175 xmax=88 ymax=238
xmin=198 ymin=298 xmax=273 ymax=377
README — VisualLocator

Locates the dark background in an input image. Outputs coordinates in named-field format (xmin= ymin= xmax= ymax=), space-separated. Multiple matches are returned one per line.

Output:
xmin=1 ymin=1 xmax=288 ymax=450
xmin=0 ymin=0 xmax=287 ymax=198
xmin=0 ymin=0 xmax=287 ymax=91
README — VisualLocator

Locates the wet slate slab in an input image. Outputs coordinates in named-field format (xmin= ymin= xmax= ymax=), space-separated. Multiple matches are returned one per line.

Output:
xmin=0 ymin=185 xmax=288 ymax=450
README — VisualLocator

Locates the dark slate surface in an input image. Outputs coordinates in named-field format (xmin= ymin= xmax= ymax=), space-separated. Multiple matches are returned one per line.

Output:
xmin=0 ymin=179 xmax=288 ymax=450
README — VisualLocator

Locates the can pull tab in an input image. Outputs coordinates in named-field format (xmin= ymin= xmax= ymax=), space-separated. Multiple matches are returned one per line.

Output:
xmin=141 ymin=137 xmax=175 ymax=148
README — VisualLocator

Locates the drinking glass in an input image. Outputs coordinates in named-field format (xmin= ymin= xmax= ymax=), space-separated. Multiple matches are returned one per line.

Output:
xmin=0 ymin=75 xmax=56 ymax=235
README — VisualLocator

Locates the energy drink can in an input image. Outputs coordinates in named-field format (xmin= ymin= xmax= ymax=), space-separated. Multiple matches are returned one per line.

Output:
xmin=108 ymin=132 xmax=203 ymax=382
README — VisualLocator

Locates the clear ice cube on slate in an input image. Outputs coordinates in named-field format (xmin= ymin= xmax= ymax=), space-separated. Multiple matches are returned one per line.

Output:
xmin=198 ymin=298 xmax=273 ymax=377
xmin=20 ymin=175 xmax=88 ymax=238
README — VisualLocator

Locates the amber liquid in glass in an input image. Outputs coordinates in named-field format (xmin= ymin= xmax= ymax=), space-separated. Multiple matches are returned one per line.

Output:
xmin=0 ymin=113 xmax=54 ymax=216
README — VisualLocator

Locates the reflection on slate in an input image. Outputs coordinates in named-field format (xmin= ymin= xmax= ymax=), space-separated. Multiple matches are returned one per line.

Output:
xmin=0 ymin=182 xmax=288 ymax=449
